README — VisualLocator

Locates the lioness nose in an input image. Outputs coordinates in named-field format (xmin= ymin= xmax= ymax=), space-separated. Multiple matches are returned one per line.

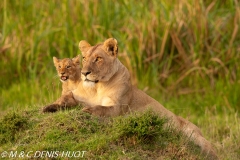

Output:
xmin=81 ymin=71 xmax=91 ymax=76
xmin=61 ymin=72 xmax=65 ymax=75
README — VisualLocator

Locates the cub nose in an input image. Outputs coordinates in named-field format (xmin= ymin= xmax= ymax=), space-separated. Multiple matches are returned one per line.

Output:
xmin=81 ymin=71 xmax=91 ymax=76
xmin=61 ymin=72 xmax=65 ymax=75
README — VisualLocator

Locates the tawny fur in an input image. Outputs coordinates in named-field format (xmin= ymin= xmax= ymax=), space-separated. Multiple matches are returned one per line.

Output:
xmin=42 ymin=55 xmax=81 ymax=112
xmin=77 ymin=38 xmax=218 ymax=159
xmin=43 ymin=38 xmax=218 ymax=159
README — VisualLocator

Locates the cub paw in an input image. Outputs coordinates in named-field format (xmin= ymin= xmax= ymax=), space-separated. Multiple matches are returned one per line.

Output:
xmin=42 ymin=104 xmax=59 ymax=113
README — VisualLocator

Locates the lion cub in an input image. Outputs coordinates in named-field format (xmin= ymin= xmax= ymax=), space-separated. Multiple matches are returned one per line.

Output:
xmin=53 ymin=55 xmax=81 ymax=94
xmin=42 ymin=55 xmax=81 ymax=112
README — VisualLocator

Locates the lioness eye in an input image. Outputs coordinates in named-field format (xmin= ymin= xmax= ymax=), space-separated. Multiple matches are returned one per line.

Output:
xmin=96 ymin=57 xmax=102 ymax=62
xmin=66 ymin=65 xmax=71 ymax=68
xmin=82 ymin=57 xmax=86 ymax=62
xmin=59 ymin=66 xmax=61 ymax=68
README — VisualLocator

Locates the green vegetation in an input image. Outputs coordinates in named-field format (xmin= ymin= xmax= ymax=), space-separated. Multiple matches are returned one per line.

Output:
xmin=0 ymin=0 xmax=239 ymax=159
xmin=0 ymin=110 xmax=204 ymax=159
xmin=0 ymin=112 xmax=28 ymax=144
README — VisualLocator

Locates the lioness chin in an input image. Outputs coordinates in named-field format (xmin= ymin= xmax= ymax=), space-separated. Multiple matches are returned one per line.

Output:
xmin=43 ymin=38 xmax=218 ymax=159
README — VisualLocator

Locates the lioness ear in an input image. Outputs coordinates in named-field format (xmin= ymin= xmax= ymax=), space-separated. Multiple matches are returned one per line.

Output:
xmin=72 ymin=55 xmax=80 ymax=65
xmin=53 ymin=57 xmax=59 ymax=66
xmin=103 ymin=38 xmax=118 ymax=57
xmin=79 ymin=40 xmax=91 ymax=53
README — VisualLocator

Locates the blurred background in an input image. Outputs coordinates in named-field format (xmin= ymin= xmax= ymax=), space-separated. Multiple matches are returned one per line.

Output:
xmin=0 ymin=0 xmax=239 ymax=158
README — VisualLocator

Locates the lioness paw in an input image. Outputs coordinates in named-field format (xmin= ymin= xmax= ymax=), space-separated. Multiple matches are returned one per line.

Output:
xmin=82 ymin=106 xmax=106 ymax=117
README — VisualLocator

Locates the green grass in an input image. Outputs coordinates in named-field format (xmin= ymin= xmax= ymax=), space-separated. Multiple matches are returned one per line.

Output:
xmin=0 ymin=0 xmax=240 ymax=159
xmin=0 ymin=110 xmax=205 ymax=159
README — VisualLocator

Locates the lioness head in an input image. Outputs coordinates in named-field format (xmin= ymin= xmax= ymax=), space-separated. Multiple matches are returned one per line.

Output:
xmin=79 ymin=38 xmax=119 ymax=87
xmin=53 ymin=55 xmax=81 ymax=82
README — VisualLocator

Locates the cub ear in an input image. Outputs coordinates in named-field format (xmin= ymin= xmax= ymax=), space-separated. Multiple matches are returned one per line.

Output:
xmin=72 ymin=55 xmax=80 ymax=65
xmin=53 ymin=57 xmax=59 ymax=66
xmin=103 ymin=38 xmax=118 ymax=57
xmin=79 ymin=40 xmax=91 ymax=53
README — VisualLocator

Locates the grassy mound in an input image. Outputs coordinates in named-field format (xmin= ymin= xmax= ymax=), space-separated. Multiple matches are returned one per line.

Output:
xmin=0 ymin=109 xmax=205 ymax=159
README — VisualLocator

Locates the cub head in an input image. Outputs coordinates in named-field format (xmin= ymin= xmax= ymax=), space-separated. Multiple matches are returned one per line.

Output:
xmin=53 ymin=55 xmax=81 ymax=82
xmin=79 ymin=38 xmax=119 ymax=87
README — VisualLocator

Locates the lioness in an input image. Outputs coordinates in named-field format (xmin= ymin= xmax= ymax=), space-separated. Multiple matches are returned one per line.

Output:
xmin=78 ymin=38 xmax=218 ymax=159
xmin=42 ymin=55 xmax=81 ymax=112
xmin=43 ymin=38 xmax=218 ymax=159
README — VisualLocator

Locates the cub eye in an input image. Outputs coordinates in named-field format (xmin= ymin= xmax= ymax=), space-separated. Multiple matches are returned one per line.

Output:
xmin=82 ymin=57 xmax=86 ymax=62
xmin=58 ymin=66 xmax=61 ymax=68
xmin=66 ymin=65 xmax=71 ymax=69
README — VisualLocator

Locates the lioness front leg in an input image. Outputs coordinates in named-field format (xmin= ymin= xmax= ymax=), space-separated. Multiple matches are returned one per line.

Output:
xmin=43 ymin=92 xmax=78 ymax=113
